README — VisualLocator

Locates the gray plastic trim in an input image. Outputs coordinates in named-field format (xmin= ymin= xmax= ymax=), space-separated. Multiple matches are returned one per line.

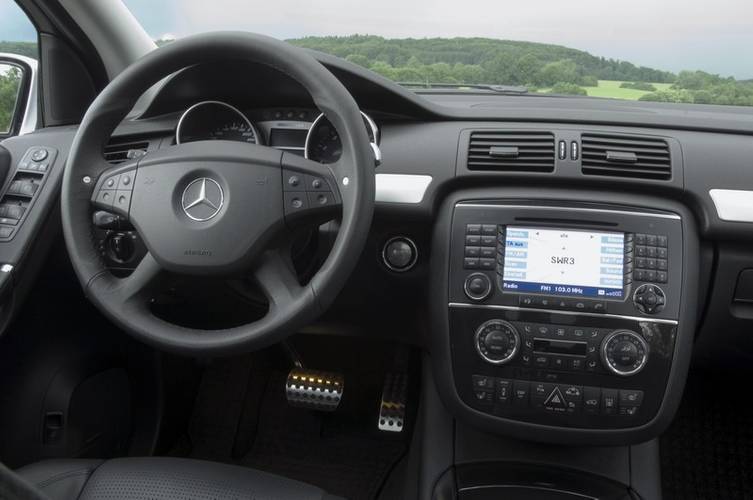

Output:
xmin=709 ymin=189 xmax=753 ymax=222
xmin=375 ymin=174 xmax=432 ymax=203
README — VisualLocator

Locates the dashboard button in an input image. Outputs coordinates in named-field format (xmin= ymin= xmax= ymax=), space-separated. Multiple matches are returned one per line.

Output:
xmin=472 ymin=375 xmax=495 ymax=391
xmin=569 ymin=358 xmax=584 ymax=371
xmin=466 ymin=235 xmax=481 ymax=246
xmin=480 ymin=246 xmax=496 ymax=258
xmin=519 ymin=296 xmax=535 ymax=307
xmin=551 ymin=356 xmax=566 ymax=370
xmin=534 ymin=355 xmax=549 ymax=368
xmin=496 ymin=379 xmax=512 ymax=404
xmin=583 ymin=387 xmax=601 ymax=414
xmin=589 ymin=301 xmax=607 ymax=313
xmin=465 ymin=246 xmax=480 ymax=257
xmin=512 ymin=380 xmax=530 ymax=407
xmin=480 ymin=235 xmax=496 ymax=246
xmin=602 ymin=389 xmax=618 ymax=415
xmin=464 ymin=257 xmax=480 ymax=270
xmin=479 ymin=258 xmax=495 ymax=270
xmin=481 ymin=224 xmax=497 ymax=235
xmin=466 ymin=224 xmax=481 ymax=235
xmin=473 ymin=389 xmax=494 ymax=406
xmin=619 ymin=389 xmax=644 ymax=407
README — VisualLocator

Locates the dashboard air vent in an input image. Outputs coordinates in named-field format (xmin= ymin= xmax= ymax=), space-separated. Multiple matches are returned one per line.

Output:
xmin=104 ymin=140 xmax=148 ymax=164
xmin=581 ymin=134 xmax=671 ymax=180
xmin=467 ymin=131 xmax=555 ymax=172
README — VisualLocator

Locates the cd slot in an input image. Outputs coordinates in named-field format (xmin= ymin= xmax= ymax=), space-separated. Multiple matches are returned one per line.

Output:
xmin=533 ymin=338 xmax=588 ymax=357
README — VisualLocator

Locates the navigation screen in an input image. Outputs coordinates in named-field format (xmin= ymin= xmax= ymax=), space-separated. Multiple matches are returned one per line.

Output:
xmin=502 ymin=227 xmax=625 ymax=298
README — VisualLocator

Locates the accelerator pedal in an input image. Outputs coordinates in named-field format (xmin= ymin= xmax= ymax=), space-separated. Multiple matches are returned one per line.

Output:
xmin=285 ymin=368 xmax=344 ymax=411
xmin=378 ymin=372 xmax=408 ymax=433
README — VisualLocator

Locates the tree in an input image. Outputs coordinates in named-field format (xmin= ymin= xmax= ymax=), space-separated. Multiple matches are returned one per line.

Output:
xmin=538 ymin=59 xmax=579 ymax=86
xmin=549 ymin=82 xmax=587 ymax=96
xmin=345 ymin=54 xmax=370 ymax=68
xmin=0 ymin=65 xmax=22 ymax=133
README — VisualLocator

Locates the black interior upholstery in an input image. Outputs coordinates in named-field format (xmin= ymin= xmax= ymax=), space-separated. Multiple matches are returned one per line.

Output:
xmin=15 ymin=457 xmax=344 ymax=500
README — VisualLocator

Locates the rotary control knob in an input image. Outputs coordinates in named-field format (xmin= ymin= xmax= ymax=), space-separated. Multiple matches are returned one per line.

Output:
xmin=474 ymin=319 xmax=520 ymax=365
xmin=633 ymin=284 xmax=666 ymax=314
xmin=464 ymin=273 xmax=493 ymax=301
xmin=601 ymin=330 xmax=649 ymax=376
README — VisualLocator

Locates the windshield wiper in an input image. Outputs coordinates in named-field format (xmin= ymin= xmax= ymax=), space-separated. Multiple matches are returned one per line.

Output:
xmin=398 ymin=82 xmax=529 ymax=94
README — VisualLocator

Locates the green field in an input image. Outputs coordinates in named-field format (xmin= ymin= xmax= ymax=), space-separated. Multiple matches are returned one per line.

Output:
xmin=539 ymin=80 xmax=673 ymax=99
xmin=583 ymin=80 xmax=673 ymax=99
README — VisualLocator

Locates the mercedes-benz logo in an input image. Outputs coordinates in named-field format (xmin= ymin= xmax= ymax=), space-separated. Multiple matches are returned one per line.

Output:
xmin=181 ymin=178 xmax=224 ymax=221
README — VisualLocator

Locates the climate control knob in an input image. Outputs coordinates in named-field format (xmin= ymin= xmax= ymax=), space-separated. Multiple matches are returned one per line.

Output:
xmin=474 ymin=319 xmax=520 ymax=365
xmin=601 ymin=330 xmax=649 ymax=376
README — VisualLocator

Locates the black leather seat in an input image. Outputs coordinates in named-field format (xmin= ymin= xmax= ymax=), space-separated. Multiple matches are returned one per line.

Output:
xmin=15 ymin=457 xmax=344 ymax=500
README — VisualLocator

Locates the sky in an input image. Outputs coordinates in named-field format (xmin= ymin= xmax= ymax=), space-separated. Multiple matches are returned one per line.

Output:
xmin=2 ymin=0 xmax=752 ymax=79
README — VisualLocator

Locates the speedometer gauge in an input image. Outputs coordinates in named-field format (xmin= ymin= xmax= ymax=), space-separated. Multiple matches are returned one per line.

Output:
xmin=304 ymin=111 xmax=379 ymax=164
xmin=176 ymin=101 xmax=261 ymax=145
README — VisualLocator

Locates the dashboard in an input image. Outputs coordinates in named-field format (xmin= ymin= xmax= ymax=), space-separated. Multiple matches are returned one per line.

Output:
xmin=2 ymin=51 xmax=753 ymax=449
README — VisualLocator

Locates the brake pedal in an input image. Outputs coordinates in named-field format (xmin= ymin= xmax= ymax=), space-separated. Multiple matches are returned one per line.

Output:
xmin=378 ymin=372 xmax=408 ymax=433
xmin=286 ymin=368 xmax=344 ymax=411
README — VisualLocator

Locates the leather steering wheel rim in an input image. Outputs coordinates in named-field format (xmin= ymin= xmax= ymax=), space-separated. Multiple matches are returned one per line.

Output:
xmin=61 ymin=32 xmax=375 ymax=356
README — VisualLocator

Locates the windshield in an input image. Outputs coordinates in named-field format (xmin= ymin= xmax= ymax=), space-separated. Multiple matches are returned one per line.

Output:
xmin=5 ymin=0 xmax=753 ymax=107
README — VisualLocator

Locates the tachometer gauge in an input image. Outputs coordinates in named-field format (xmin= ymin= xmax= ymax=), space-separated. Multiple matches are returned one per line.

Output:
xmin=304 ymin=111 xmax=378 ymax=164
xmin=176 ymin=101 xmax=261 ymax=145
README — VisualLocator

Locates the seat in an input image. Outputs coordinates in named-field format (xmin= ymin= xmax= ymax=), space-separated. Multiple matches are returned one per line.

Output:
xmin=15 ymin=457 xmax=344 ymax=500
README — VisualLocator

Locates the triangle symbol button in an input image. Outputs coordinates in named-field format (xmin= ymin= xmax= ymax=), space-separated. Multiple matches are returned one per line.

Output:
xmin=544 ymin=387 xmax=567 ymax=409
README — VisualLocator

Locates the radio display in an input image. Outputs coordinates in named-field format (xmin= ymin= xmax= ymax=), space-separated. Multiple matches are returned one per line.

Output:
xmin=502 ymin=226 xmax=625 ymax=298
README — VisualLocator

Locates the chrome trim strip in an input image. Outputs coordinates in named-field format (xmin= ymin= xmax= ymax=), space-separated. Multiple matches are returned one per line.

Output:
xmin=448 ymin=302 xmax=679 ymax=325
xmin=175 ymin=100 xmax=261 ymax=145
xmin=458 ymin=485 xmax=597 ymax=500
xmin=456 ymin=203 xmax=682 ymax=220
xmin=376 ymin=174 xmax=433 ymax=204
xmin=709 ymin=189 xmax=753 ymax=223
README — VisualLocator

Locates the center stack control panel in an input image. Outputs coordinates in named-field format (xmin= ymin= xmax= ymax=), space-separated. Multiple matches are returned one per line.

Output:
xmin=447 ymin=202 xmax=683 ymax=430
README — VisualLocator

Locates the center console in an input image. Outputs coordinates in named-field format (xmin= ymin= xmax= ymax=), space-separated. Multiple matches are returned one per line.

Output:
xmin=430 ymin=189 xmax=698 ymax=445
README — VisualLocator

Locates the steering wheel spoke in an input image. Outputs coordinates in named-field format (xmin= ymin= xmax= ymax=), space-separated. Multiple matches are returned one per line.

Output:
xmin=90 ymin=161 xmax=138 ymax=221
xmin=281 ymin=153 xmax=342 ymax=226
xmin=115 ymin=252 xmax=166 ymax=302
xmin=252 ymin=248 xmax=305 ymax=311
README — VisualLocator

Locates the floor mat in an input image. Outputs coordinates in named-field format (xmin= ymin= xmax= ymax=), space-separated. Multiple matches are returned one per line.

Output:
xmin=660 ymin=373 xmax=753 ymax=499
xmin=179 ymin=357 xmax=408 ymax=500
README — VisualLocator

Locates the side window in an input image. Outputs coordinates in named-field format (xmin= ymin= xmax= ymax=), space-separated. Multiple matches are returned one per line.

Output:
xmin=0 ymin=0 xmax=38 ymax=136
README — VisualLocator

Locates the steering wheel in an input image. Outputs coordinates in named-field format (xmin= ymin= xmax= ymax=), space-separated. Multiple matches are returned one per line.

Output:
xmin=61 ymin=32 xmax=375 ymax=355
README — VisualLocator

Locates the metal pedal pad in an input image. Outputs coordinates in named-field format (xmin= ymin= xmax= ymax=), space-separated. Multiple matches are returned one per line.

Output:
xmin=286 ymin=369 xmax=344 ymax=411
xmin=378 ymin=372 xmax=408 ymax=432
